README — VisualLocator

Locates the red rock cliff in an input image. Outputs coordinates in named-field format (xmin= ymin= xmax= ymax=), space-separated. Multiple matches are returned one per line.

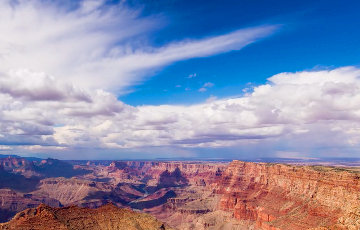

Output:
xmin=216 ymin=160 xmax=360 ymax=230
xmin=109 ymin=161 xmax=226 ymax=186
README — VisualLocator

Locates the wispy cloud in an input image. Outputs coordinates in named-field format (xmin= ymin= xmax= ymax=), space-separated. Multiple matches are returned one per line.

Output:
xmin=187 ymin=73 xmax=197 ymax=79
xmin=206 ymin=95 xmax=218 ymax=103
xmin=198 ymin=82 xmax=214 ymax=92
xmin=0 ymin=0 xmax=278 ymax=93
xmin=203 ymin=82 xmax=214 ymax=88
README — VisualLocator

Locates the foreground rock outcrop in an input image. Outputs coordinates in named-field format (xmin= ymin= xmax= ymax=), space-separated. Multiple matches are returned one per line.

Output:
xmin=0 ymin=203 xmax=172 ymax=230
xmin=0 ymin=189 xmax=60 ymax=222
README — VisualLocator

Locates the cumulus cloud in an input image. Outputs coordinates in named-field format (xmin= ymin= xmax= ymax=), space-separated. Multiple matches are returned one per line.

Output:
xmin=1 ymin=67 xmax=360 ymax=158
xmin=0 ymin=69 xmax=129 ymax=148
xmin=0 ymin=69 xmax=90 ymax=102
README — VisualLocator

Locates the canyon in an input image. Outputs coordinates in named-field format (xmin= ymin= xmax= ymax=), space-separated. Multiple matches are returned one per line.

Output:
xmin=0 ymin=156 xmax=359 ymax=229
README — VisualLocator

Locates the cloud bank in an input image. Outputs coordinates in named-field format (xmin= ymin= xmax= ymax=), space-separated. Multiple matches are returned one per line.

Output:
xmin=1 ymin=67 xmax=360 ymax=158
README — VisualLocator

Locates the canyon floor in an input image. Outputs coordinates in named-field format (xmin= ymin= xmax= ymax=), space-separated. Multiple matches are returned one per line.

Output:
xmin=0 ymin=155 xmax=359 ymax=229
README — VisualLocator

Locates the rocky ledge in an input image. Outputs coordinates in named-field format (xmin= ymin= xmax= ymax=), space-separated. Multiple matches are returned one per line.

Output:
xmin=0 ymin=203 xmax=172 ymax=230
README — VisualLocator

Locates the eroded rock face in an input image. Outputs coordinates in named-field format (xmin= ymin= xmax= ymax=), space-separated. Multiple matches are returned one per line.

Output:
xmin=0 ymin=203 xmax=172 ymax=230
xmin=33 ymin=177 xmax=139 ymax=207
xmin=158 ymin=168 xmax=188 ymax=188
xmin=101 ymin=160 xmax=360 ymax=229
xmin=0 ymin=157 xmax=38 ymax=178
xmin=216 ymin=160 xmax=360 ymax=230
xmin=107 ymin=161 xmax=227 ymax=186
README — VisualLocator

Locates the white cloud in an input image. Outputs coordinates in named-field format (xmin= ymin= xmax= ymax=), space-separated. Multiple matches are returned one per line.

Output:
xmin=0 ymin=0 xmax=277 ymax=93
xmin=0 ymin=69 xmax=90 ymax=102
xmin=206 ymin=95 xmax=218 ymax=103
xmin=188 ymin=73 xmax=197 ymax=78
xmin=198 ymin=82 xmax=214 ymax=92
xmin=52 ymin=66 xmax=360 ymax=157
xmin=1 ymin=67 xmax=360 ymax=158
xmin=0 ymin=145 xmax=12 ymax=150
xmin=203 ymin=82 xmax=214 ymax=88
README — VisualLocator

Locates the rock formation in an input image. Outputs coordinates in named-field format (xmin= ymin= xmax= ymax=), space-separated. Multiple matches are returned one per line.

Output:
xmin=0 ymin=203 xmax=172 ymax=230
xmin=216 ymin=160 xmax=360 ymax=230
xmin=0 ymin=157 xmax=38 ymax=178
xmin=0 ymin=157 xmax=90 ymax=179
xmin=106 ymin=161 xmax=227 ymax=186
xmin=157 ymin=168 xmax=188 ymax=188
xmin=32 ymin=177 xmax=141 ymax=207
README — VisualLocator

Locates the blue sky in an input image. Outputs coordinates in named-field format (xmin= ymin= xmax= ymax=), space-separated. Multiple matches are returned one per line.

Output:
xmin=120 ymin=0 xmax=360 ymax=105
xmin=1 ymin=0 xmax=360 ymax=159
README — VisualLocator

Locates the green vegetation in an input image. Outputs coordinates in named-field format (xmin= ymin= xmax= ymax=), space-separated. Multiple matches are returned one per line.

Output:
xmin=310 ymin=165 xmax=360 ymax=174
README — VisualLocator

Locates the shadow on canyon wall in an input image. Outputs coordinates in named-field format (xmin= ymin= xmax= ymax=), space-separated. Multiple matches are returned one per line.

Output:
xmin=129 ymin=190 xmax=176 ymax=210
xmin=34 ymin=158 xmax=91 ymax=178
xmin=0 ymin=166 xmax=39 ymax=193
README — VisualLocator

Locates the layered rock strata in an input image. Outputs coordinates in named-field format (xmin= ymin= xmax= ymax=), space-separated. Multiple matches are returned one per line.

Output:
xmin=107 ymin=161 xmax=226 ymax=186
xmin=217 ymin=160 xmax=360 ymax=230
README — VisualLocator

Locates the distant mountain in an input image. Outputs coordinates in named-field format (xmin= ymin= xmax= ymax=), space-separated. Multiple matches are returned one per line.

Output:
xmin=0 ymin=154 xmax=42 ymax=162
xmin=34 ymin=158 xmax=91 ymax=178
xmin=0 ymin=154 xmax=19 ymax=159
xmin=0 ymin=156 xmax=91 ymax=179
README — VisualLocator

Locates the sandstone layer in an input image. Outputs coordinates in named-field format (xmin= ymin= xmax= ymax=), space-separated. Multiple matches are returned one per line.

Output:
xmin=217 ymin=160 xmax=360 ymax=230
xmin=105 ymin=161 xmax=226 ymax=186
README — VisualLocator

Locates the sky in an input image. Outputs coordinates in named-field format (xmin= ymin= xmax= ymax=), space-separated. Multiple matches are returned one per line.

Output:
xmin=0 ymin=0 xmax=360 ymax=159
